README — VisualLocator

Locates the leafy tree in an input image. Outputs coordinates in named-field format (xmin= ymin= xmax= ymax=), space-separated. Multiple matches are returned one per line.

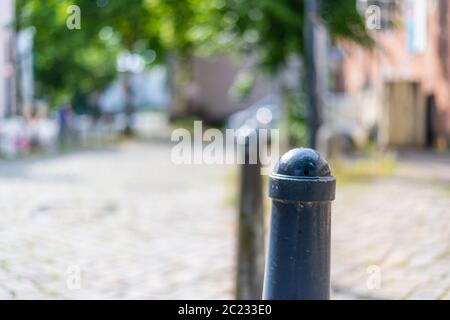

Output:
xmin=16 ymin=0 xmax=371 ymax=134
xmin=222 ymin=0 xmax=371 ymax=72
xmin=144 ymin=0 xmax=227 ymax=119
xmin=221 ymin=0 xmax=372 ymax=146
xmin=15 ymin=1 xmax=166 ymax=112
xmin=77 ymin=0 xmax=164 ymax=134
xmin=15 ymin=0 xmax=223 ymax=126
xmin=16 ymin=0 xmax=118 ymax=107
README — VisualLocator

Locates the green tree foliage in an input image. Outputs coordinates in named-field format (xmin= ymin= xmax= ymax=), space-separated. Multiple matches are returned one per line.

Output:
xmin=15 ymin=0 xmax=225 ymax=109
xmin=15 ymin=0 xmax=165 ymax=107
xmin=220 ymin=0 xmax=372 ymax=146
xmin=222 ymin=0 xmax=372 ymax=72
xmin=15 ymin=0 xmax=370 ymax=112
xmin=16 ymin=0 xmax=114 ymax=106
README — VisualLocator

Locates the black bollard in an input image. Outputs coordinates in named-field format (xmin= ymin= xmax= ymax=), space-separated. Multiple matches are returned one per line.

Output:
xmin=263 ymin=148 xmax=336 ymax=300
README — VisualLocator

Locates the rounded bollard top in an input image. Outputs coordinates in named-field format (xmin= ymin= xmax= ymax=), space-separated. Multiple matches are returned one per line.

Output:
xmin=269 ymin=148 xmax=336 ymax=202
xmin=273 ymin=148 xmax=331 ymax=178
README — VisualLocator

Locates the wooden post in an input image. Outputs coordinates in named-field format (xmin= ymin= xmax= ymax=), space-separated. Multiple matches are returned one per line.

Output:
xmin=236 ymin=135 xmax=265 ymax=300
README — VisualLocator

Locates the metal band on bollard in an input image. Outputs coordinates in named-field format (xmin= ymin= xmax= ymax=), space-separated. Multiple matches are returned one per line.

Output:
xmin=263 ymin=148 xmax=336 ymax=300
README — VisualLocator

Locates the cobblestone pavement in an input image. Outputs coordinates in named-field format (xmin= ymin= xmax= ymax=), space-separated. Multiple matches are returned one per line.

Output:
xmin=0 ymin=140 xmax=449 ymax=299
xmin=0 ymin=141 xmax=236 ymax=299
xmin=331 ymin=152 xmax=450 ymax=300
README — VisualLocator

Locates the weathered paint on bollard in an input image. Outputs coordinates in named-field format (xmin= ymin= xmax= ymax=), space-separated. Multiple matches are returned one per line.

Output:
xmin=263 ymin=148 xmax=336 ymax=300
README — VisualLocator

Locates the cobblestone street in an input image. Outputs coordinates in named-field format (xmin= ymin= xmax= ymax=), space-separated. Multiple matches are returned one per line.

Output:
xmin=0 ymin=141 xmax=236 ymax=299
xmin=0 ymin=141 xmax=449 ymax=299
xmin=332 ymin=152 xmax=450 ymax=300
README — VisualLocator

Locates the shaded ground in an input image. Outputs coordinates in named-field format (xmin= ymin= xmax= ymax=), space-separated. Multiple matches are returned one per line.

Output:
xmin=0 ymin=139 xmax=448 ymax=299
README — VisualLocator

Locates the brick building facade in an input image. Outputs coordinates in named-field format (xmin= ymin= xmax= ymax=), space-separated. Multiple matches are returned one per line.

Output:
xmin=336 ymin=0 xmax=450 ymax=149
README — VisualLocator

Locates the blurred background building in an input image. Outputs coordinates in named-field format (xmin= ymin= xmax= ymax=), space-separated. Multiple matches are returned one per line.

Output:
xmin=334 ymin=0 xmax=450 ymax=149
xmin=0 ymin=0 xmax=16 ymax=117
xmin=165 ymin=0 xmax=450 ymax=152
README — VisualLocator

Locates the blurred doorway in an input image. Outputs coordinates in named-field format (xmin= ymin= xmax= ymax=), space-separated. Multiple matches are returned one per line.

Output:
xmin=381 ymin=81 xmax=425 ymax=148
xmin=425 ymin=95 xmax=438 ymax=148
